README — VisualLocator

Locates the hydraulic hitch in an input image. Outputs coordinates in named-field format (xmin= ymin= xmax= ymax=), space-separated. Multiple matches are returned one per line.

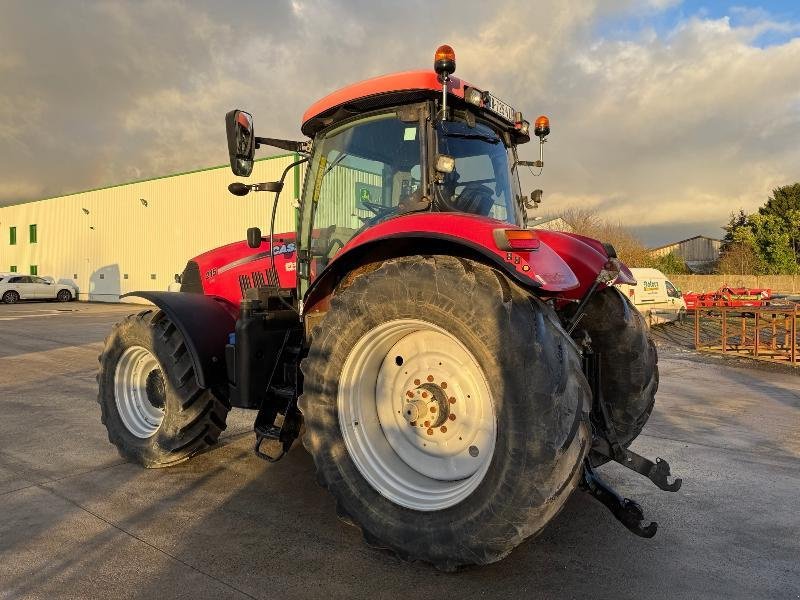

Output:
xmin=579 ymin=343 xmax=682 ymax=537
xmin=592 ymin=437 xmax=682 ymax=492
xmin=580 ymin=460 xmax=658 ymax=538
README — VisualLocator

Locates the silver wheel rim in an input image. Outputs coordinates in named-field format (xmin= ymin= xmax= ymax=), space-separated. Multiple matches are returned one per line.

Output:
xmin=114 ymin=346 xmax=166 ymax=438
xmin=338 ymin=319 xmax=496 ymax=511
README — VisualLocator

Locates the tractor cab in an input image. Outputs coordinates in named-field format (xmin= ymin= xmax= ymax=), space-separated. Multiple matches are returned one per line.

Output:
xmin=225 ymin=45 xmax=550 ymax=295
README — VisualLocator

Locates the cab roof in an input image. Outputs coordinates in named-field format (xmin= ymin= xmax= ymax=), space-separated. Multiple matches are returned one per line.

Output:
xmin=301 ymin=70 xmax=470 ymax=137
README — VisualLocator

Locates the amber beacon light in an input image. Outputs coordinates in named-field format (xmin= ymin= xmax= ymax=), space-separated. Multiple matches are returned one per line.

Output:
xmin=534 ymin=115 xmax=550 ymax=139
xmin=434 ymin=44 xmax=456 ymax=79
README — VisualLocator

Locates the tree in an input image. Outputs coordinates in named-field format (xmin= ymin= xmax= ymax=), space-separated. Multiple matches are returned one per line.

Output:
xmin=717 ymin=204 xmax=799 ymax=274
xmin=650 ymin=252 xmax=689 ymax=274
xmin=717 ymin=242 xmax=761 ymax=275
xmin=747 ymin=213 xmax=798 ymax=274
xmin=759 ymin=183 xmax=800 ymax=262
xmin=721 ymin=209 xmax=748 ymax=250
xmin=559 ymin=207 xmax=651 ymax=266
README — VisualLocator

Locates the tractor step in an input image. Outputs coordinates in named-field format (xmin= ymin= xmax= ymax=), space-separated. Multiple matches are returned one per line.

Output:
xmin=253 ymin=421 xmax=286 ymax=463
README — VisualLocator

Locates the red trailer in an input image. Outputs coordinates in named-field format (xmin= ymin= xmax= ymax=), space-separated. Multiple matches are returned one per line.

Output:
xmin=683 ymin=286 xmax=771 ymax=310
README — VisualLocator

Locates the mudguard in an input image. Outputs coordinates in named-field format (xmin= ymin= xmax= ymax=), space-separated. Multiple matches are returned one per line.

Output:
xmin=121 ymin=291 xmax=236 ymax=390
xmin=303 ymin=212 xmax=580 ymax=314
xmin=535 ymin=231 xmax=636 ymax=300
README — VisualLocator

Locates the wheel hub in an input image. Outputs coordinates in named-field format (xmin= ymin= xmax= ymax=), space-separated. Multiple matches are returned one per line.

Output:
xmin=145 ymin=369 xmax=166 ymax=410
xmin=338 ymin=319 xmax=497 ymax=511
xmin=114 ymin=346 xmax=165 ymax=438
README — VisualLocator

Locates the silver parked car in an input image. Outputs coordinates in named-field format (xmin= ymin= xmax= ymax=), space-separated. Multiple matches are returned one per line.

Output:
xmin=0 ymin=275 xmax=77 ymax=303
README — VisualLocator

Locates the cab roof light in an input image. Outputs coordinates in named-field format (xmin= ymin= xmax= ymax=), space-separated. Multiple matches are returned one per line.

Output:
xmin=534 ymin=115 xmax=550 ymax=138
xmin=493 ymin=228 xmax=541 ymax=251
xmin=465 ymin=87 xmax=483 ymax=107
xmin=434 ymin=44 xmax=456 ymax=80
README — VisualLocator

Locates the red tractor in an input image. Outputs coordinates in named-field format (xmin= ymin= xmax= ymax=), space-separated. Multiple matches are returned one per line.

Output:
xmin=97 ymin=45 xmax=680 ymax=570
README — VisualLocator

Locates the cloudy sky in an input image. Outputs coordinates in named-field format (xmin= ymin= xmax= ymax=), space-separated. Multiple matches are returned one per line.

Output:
xmin=1 ymin=0 xmax=799 ymax=245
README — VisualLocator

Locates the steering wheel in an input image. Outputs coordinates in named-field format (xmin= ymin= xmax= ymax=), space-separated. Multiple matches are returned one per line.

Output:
xmin=360 ymin=200 xmax=391 ymax=216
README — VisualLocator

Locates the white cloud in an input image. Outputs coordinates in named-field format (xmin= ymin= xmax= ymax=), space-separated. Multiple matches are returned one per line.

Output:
xmin=0 ymin=0 xmax=799 ymax=245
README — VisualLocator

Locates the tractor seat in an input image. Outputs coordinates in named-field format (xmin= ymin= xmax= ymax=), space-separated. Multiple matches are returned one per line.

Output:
xmin=452 ymin=183 xmax=495 ymax=216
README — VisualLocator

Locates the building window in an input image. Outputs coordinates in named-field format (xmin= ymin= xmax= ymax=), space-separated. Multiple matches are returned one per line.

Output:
xmin=29 ymin=224 xmax=37 ymax=244
xmin=9 ymin=227 xmax=16 ymax=245
xmin=10 ymin=265 xmax=17 ymax=273
xmin=30 ymin=265 xmax=38 ymax=276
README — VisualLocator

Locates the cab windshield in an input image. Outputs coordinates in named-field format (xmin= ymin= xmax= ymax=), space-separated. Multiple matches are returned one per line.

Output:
xmin=434 ymin=119 xmax=520 ymax=224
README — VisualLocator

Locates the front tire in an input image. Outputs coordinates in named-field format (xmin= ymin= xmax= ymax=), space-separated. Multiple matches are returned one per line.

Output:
xmin=56 ymin=289 xmax=72 ymax=302
xmin=97 ymin=309 xmax=230 ymax=467
xmin=300 ymin=256 xmax=590 ymax=569
xmin=571 ymin=287 xmax=658 ymax=461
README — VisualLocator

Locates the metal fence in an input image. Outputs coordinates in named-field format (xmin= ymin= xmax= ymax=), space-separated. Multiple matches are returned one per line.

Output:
xmin=694 ymin=306 xmax=799 ymax=366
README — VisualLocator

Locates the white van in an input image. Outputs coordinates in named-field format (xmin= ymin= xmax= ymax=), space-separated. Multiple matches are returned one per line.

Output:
xmin=615 ymin=268 xmax=687 ymax=325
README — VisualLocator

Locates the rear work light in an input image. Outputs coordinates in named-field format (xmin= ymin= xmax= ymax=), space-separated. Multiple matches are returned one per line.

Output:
xmin=493 ymin=228 xmax=541 ymax=251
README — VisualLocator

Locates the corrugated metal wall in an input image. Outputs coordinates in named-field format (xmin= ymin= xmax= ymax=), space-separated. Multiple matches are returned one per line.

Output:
xmin=315 ymin=166 xmax=382 ymax=231
xmin=0 ymin=155 xmax=302 ymax=302
xmin=650 ymin=236 xmax=722 ymax=261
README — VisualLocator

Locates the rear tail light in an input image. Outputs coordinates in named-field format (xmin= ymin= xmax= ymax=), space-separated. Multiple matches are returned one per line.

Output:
xmin=493 ymin=228 xmax=540 ymax=251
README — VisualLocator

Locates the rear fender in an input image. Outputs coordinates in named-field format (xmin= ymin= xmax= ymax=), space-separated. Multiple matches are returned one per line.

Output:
xmin=534 ymin=230 xmax=635 ymax=300
xmin=303 ymin=213 xmax=580 ymax=315
xmin=121 ymin=291 xmax=236 ymax=392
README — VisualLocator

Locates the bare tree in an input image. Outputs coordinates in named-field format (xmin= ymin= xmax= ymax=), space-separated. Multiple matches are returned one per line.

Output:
xmin=717 ymin=242 xmax=761 ymax=275
xmin=560 ymin=207 xmax=652 ymax=267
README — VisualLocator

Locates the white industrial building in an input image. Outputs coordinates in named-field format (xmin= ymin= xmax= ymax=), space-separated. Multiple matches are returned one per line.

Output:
xmin=0 ymin=155 xmax=303 ymax=302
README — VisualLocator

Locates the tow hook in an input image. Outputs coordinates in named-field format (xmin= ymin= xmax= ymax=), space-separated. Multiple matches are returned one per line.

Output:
xmin=580 ymin=460 xmax=658 ymax=539
xmin=581 ymin=347 xmax=682 ymax=536
xmin=592 ymin=438 xmax=682 ymax=492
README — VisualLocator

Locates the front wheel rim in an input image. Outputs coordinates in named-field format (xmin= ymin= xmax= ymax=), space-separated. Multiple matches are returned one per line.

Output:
xmin=114 ymin=346 xmax=166 ymax=438
xmin=338 ymin=319 xmax=496 ymax=511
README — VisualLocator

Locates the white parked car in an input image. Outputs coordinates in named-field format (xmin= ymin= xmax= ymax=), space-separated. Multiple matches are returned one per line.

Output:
xmin=0 ymin=275 xmax=77 ymax=304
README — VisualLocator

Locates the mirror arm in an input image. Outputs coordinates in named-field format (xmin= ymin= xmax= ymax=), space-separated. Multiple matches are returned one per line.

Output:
xmin=516 ymin=159 xmax=544 ymax=168
xmin=255 ymin=137 xmax=311 ymax=155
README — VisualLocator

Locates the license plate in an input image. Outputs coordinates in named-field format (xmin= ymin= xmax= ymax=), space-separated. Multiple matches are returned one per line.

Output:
xmin=485 ymin=93 xmax=516 ymax=123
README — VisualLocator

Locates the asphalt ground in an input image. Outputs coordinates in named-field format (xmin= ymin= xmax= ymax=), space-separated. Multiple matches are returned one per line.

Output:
xmin=0 ymin=302 xmax=798 ymax=599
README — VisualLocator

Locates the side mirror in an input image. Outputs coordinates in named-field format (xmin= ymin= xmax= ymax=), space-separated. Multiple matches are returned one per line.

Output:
xmin=225 ymin=109 xmax=255 ymax=177
xmin=523 ymin=189 xmax=542 ymax=225
xmin=247 ymin=227 xmax=262 ymax=249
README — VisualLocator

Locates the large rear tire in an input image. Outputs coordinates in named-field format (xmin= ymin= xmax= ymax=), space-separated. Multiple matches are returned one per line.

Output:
xmin=574 ymin=287 xmax=658 ymax=462
xmin=97 ymin=309 xmax=230 ymax=467
xmin=299 ymin=256 xmax=590 ymax=570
